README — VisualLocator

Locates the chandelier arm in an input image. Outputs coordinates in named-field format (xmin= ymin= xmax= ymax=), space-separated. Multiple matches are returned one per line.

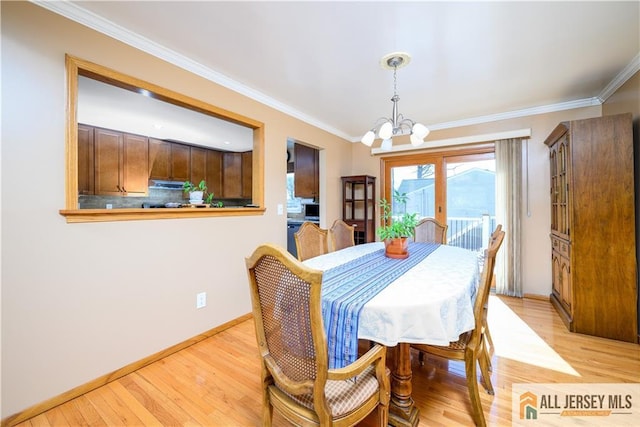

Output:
xmin=397 ymin=118 xmax=416 ymax=131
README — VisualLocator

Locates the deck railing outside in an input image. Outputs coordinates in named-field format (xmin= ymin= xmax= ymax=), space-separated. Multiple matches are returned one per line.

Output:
xmin=447 ymin=214 xmax=496 ymax=253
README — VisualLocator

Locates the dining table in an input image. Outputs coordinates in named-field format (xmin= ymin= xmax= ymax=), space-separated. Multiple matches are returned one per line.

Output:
xmin=303 ymin=241 xmax=481 ymax=427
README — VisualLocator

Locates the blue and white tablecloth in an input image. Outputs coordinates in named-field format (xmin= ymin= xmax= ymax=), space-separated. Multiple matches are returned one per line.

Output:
xmin=304 ymin=242 xmax=480 ymax=352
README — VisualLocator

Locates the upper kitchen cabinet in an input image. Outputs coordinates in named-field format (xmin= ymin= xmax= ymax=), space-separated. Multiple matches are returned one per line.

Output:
xmin=205 ymin=150 xmax=223 ymax=198
xmin=149 ymin=139 xmax=190 ymax=182
xmin=222 ymin=152 xmax=242 ymax=198
xmin=190 ymin=146 xmax=207 ymax=185
xmin=294 ymin=143 xmax=319 ymax=199
xmin=78 ymin=124 xmax=94 ymax=195
xmin=94 ymin=126 xmax=148 ymax=196
xmin=242 ymin=151 xmax=252 ymax=199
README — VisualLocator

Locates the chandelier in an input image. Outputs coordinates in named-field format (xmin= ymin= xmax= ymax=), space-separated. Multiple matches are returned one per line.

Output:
xmin=360 ymin=52 xmax=429 ymax=151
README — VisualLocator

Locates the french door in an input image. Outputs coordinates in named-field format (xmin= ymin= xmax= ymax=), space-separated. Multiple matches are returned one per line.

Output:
xmin=381 ymin=145 xmax=495 ymax=253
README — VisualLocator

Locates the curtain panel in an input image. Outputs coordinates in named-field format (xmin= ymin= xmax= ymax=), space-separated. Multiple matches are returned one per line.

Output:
xmin=495 ymin=138 xmax=524 ymax=297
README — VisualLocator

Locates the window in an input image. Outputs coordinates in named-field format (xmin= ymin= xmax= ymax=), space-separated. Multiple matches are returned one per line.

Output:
xmin=286 ymin=173 xmax=302 ymax=214
xmin=381 ymin=144 xmax=495 ymax=253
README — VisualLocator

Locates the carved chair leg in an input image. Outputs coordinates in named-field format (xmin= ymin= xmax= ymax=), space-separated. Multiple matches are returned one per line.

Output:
xmin=464 ymin=350 xmax=487 ymax=427
xmin=478 ymin=344 xmax=494 ymax=396
xmin=377 ymin=403 xmax=389 ymax=427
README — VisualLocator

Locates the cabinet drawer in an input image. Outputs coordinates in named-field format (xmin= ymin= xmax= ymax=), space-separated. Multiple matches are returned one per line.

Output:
xmin=551 ymin=236 xmax=570 ymax=257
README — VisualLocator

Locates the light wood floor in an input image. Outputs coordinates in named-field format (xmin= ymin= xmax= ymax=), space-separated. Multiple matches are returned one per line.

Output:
xmin=15 ymin=296 xmax=640 ymax=426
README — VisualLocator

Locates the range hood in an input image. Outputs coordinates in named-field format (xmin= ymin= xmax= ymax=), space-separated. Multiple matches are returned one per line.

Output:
xmin=148 ymin=180 xmax=185 ymax=190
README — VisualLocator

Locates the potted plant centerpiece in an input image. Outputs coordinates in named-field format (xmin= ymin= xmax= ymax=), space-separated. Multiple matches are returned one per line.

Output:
xmin=377 ymin=190 xmax=419 ymax=259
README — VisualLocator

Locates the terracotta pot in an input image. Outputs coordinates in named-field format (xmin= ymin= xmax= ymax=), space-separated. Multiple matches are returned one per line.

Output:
xmin=384 ymin=237 xmax=409 ymax=259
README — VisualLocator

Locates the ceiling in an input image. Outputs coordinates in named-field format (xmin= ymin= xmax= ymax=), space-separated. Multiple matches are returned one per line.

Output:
xmin=40 ymin=1 xmax=639 ymax=146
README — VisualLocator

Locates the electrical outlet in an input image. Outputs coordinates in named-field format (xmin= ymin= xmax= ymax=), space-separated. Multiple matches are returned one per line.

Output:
xmin=196 ymin=292 xmax=207 ymax=309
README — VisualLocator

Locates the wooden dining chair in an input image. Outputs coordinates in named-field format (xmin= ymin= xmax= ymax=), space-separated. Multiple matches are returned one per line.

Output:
xmin=245 ymin=243 xmax=390 ymax=426
xmin=483 ymin=224 xmax=503 ymax=363
xmin=329 ymin=219 xmax=355 ymax=252
xmin=413 ymin=217 xmax=448 ymax=244
xmin=411 ymin=230 xmax=504 ymax=427
xmin=294 ymin=221 xmax=329 ymax=261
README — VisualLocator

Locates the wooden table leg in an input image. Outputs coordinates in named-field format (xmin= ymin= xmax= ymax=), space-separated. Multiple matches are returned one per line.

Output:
xmin=388 ymin=343 xmax=420 ymax=427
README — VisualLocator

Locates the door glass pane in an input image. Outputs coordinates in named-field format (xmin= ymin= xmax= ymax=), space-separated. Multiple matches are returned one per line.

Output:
xmin=446 ymin=159 xmax=496 ymax=252
xmin=391 ymin=164 xmax=436 ymax=218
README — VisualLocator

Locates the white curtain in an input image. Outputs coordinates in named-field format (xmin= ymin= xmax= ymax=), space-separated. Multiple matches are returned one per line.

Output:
xmin=495 ymin=138 xmax=523 ymax=296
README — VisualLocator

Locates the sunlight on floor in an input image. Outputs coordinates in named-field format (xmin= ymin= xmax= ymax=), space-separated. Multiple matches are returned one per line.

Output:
xmin=490 ymin=297 xmax=581 ymax=377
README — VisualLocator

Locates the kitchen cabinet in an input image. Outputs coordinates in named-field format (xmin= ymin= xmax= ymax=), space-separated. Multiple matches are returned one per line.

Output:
xmin=77 ymin=124 xmax=94 ymax=195
xmin=122 ymin=133 xmax=150 ymax=195
xmin=171 ymin=143 xmax=190 ymax=181
xmin=190 ymin=146 xmax=207 ymax=185
xmin=341 ymin=175 xmax=376 ymax=244
xmin=94 ymin=127 xmax=148 ymax=196
xmin=80 ymin=123 xmax=252 ymax=202
xmin=205 ymin=150 xmax=223 ymax=198
xmin=149 ymin=139 xmax=190 ymax=182
xmin=545 ymin=113 xmax=637 ymax=342
xmin=222 ymin=152 xmax=242 ymax=198
xmin=294 ymin=143 xmax=319 ymax=199
xmin=242 ymin=151 xmax=252 ymax=198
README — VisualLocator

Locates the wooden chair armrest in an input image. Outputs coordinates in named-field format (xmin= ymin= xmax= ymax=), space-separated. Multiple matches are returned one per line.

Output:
xmin=264 ymin=354 xmax=314 ymax=395
xmin=327 ymin=343 xmax=386 ymax=381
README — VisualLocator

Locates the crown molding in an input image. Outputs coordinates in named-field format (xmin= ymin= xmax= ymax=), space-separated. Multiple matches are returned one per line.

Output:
xmin=598 ymin=52 xmax=640 ymax=102
xmin=425 ymin=97 xmax=601 ymax=132
xmin=371 ymin=129 xmax=532 ymax=155
xmin=31 ymin=0 xmax=351 ymax=141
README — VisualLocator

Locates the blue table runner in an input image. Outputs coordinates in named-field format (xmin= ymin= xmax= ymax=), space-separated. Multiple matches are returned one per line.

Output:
xmin=321 ymin=242 xmax=440 ymax=369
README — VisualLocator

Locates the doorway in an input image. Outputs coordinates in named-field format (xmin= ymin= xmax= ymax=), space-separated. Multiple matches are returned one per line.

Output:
xmin=286 ymin=138 xmax=320 ymax=257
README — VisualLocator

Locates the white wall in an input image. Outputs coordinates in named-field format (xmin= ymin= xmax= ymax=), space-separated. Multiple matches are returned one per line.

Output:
xmin=0 ymin=2 xmax=352 ymax=417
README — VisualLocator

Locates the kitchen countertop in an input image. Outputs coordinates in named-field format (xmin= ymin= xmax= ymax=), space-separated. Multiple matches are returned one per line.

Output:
xmin=287 ymin=218 xmax=319 ymax=225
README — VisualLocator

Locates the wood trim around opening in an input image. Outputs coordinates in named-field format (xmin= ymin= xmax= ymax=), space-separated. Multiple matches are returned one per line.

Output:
xmin=62 ymin=55 xmax=265 ymax=223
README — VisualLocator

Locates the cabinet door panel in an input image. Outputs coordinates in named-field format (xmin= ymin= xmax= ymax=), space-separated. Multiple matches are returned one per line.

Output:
xmin=205 ymin=150 xmax=223 ymax=198
xmin=223 ymin=152 xmax=242 ymax=198
xmin=149 ymin=138 xmax=171 ymax=180
xmin=123 ymin=133 xmax=149 ymax=196
xmin=551 ymin=251 xmax=561 ymax=297
xmin=170 ymin=143 xmax=190 ymax=182
xmin=294 ymin=144 xmax=318 ymax=199
xmin=94 ymin=128 xmax=122 ymax=195
xmin=242 ymin=151 xmax=252 ymax=199
xmin=78 ymin=124 xmax=94 ymax=195
xmin=190 ymin=146 xmax=207 ymax=185
xmin=560 ymin=256 xmax=571 ymax=312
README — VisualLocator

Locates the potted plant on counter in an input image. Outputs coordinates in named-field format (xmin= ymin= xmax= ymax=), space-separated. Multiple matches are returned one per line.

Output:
xmin=377 ymin=190 xmax=419 ymax=259
xmin=183 ymin=180 xmax=225 ymax=207
xmin=183 ymin=180 xmax=207 ymax=204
